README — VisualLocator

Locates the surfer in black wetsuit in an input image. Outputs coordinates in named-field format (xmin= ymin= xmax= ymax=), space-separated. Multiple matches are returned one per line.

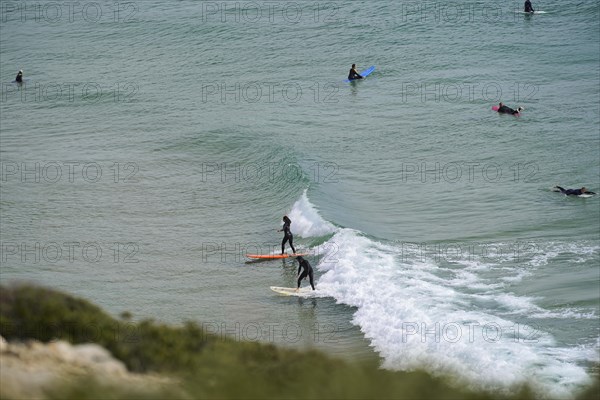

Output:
xmin=278 ymin=215 xmax=296 ymax=255
xmin=296 ymin=256 xmax=315 ymax=291
xmin=497 ymin=102 xmax=523 ymax=115
xmin=15 ymin=70 xmax=23 ymax=83
xmin=524 ymin=0 xmax=534 ymax=13
xmin=553 ymin=186 xmax=595 ymax=196
xmin=348 ymin=64 xmax=363 ymax=81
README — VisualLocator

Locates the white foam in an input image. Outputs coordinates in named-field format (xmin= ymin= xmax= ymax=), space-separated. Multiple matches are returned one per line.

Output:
xmin=529 ymin=242 xmax=599 ymax=267
xmin=314 ymin=229 xmax=594 ymax=398
xmin=287 ymin=190 xmax=336 ymax=238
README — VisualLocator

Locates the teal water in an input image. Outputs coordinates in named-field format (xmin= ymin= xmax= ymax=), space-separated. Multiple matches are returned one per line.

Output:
xmin=1 ymin=1 xmax=599 ymax=398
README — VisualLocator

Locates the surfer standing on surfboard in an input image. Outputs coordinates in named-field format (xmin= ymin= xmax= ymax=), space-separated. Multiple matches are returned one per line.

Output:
xmin=296 ymin=256 xmax=315 ymax=292
xmin=278 ymin=215 xmax=297 ymax=255
xmin=524 ymin=0 xmax=534 ymax=13
xmin=348 ymin=64 xmax=363 ymax=81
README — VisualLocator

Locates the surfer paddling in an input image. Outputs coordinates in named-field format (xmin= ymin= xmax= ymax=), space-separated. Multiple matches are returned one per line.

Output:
xmin=348 ymin=64 xmax=363 ymax=81
xmin=524 ymin=0 xmax=534 ymax=13
xmin=296 ymin=256 xmax=315 ymax=292
xmin=278 ymin=215 xmax=296 ymax=255
xmin=553 ymin=186 xmax=595 ymax=196
xmin=496 ymin=102 xmax=523 ymax=115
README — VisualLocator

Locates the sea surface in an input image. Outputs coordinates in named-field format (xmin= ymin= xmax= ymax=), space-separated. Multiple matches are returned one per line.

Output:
xmin=1 ymin=1 xmax=599 ymax=398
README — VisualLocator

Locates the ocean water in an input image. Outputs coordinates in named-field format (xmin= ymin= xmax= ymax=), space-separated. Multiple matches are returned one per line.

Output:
xmin=1 ymin=1 xmax=599 ymax=398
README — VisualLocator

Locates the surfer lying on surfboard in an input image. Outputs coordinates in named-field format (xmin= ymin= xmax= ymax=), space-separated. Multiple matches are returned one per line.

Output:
xmin=296 ymin=256 xmax=315 ymax=292
xmin=524 ymin=0 xmax=534 ymax=13
xmin=278 ymin=215 xmax=296 ymax=255
xmin=348 ymin=64 xmax=363 ymax=81
xmin=552 ymin=186 xmax=596 ymax=196
xmin=496 ymin=102 xmax=523 ymax=115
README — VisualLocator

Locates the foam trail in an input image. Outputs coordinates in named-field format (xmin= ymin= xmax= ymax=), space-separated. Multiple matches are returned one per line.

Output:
xmin=288 ymin=189 xmax=336 ymax=238
xmin=314 ymin=229 xmax=594 ymax=399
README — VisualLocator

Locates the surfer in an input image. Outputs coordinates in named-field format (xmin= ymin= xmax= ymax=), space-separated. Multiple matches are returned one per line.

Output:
xmin=348 ymin=64 xmax=363 ymax=81
xmin=524 ymin=0 xmax=534 ymax=13
xmin=553 ymin=186 xmax=595 ymax=196
xmin=278 ymin=215 xmax=296 ymax=255
xmin=15 ymin=70 xmax=23 ymax=83
xmin=496 ymin=102 xmax=523 ymax=115
xmin=296 ymin=256 xmax=315 ymax=291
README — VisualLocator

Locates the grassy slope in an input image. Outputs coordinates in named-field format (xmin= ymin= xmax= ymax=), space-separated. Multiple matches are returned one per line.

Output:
xmin=0 ymin=284 xmax=597 ymax=399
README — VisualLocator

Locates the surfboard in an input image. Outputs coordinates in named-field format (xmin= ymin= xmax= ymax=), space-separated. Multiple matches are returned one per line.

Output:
xmin=515 ymin=10 xmax=547 ymax=14
xmin=492 ymin=105 xmax=520 ymax=117
xmin=552 ymin=186 xmax=595 ymax=197
xmin=246 ymin=253 xmax=308 ymax=260
xmin=344 ymin=65 xmax=375 ymax=83
xmin=270 ymin=286 xmax=318 ymax=297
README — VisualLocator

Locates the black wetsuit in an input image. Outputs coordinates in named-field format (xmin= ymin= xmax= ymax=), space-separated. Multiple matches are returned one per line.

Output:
xmin=497 ymin=105 xmax=519 ymax=115
xmin=524 ymin=1 xmax=534 ymax=13
xmin=15 ymin=72 xmax=22 ymax=83
xmin=555 ymin=186 xmax=595 ymax=196
xmin=296 ymin=256 xmax=315 ymax=290
xmin=348 ymin=68 xmax=363 ymax=81
xmin=281 ymin=220 xmax=296 ymax=254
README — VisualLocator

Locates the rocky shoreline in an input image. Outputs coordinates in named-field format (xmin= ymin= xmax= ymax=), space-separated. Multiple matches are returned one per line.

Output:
xmin=0 ymin=335 xmax=182 ymax=399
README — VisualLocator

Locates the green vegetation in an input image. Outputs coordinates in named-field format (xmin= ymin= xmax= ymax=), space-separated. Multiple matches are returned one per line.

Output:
xmin=0 ymin=284 xmax=597 ymax=399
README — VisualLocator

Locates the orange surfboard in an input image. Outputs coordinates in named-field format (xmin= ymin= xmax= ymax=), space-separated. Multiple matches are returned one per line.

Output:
xmin=246 ymin=253 xmax=308 ymax=260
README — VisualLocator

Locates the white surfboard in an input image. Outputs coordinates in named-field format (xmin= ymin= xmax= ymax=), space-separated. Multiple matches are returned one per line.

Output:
xmin=270 ymin=286 xmax=318 ymax=298
xmin=515 ymin=10 xmax=548 ymax=14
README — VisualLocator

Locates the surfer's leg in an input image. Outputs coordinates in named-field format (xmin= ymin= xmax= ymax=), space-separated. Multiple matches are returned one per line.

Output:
xmin=289 ymin=235 xmax=296 ymax=254
xmin=308 ymin=270 xmax=315 ymax=290
xmin=297 ymin=271 xmax=307 ymax=288
xmin=281 ymin=236 xmax=288 ymax=254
